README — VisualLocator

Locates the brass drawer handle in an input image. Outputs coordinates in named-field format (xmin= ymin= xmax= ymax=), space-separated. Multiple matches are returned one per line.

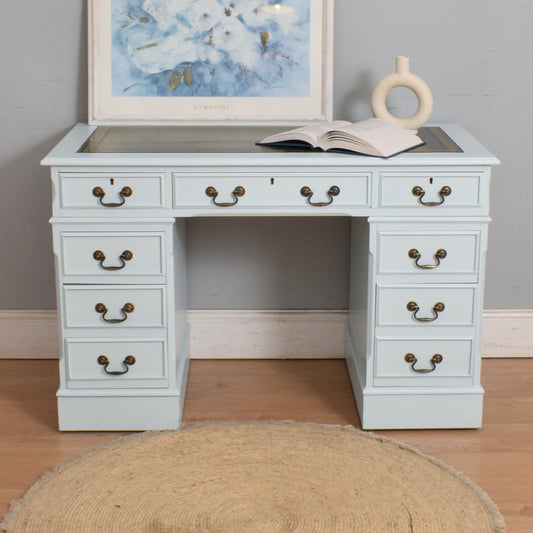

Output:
xmin=412 ymin=185 xmax=452 ymax=206
xmin=92 ymin=186 xmax=132 ymax=207
xmin=300 ymin=185 xmax=340 ymax=206
xmin=406 ymin=301 xmax=445 ymax=322
xmin=408 ymin=248 xmax=447 ymax=269
xmin=93 ymin=250 xmax=133 ymax=271
xmin=404 ymin=353 xmax=443 ymax=373
xmin=97 ymin=355 xmax=136 ymax=376
xmin=205 ymin=186 xmax=245 ymax=207
xmin=95 ymin=302 xmax=134 ymax=323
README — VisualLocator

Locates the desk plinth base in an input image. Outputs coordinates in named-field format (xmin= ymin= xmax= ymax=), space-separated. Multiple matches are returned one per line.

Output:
xmin=57 ymin=392 xmax=185 ymax=431
xmin=345 ymin=335 xmax=484 ymax=430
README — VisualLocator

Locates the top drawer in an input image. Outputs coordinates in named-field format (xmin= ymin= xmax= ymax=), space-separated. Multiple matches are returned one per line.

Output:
xmin=173 ymin=172 xmax=370 ymax=210
xmin=379 ymin=171 xmax=485 ymax=209
xmin=56 ymin=172 xmax=166 ymax=212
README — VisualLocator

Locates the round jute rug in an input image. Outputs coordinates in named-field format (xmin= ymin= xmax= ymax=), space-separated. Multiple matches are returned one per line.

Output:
xmin=1 ymin=421 xmax=505 ymax=533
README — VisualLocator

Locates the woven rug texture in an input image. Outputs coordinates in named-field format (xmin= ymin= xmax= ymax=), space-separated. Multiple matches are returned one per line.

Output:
xmin=0 ymin=421 xmax=505 ymax=532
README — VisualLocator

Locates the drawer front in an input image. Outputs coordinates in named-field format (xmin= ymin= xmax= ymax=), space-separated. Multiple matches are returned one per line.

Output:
xmin=63 ymin=286 xmax=166 ymax=328
xmin=65 ymin=339 xmax=167 ymax=388
xmin=379 ymin=172 xmax=482 ymax=208
xmin=60 ymin=232 xmax=165 ymax=280
xmin=173 ymin=173 xmax=369 ymax=208
xmin=374 ymin=339 xmax=473 ymax=386
xmin=378 ymin=232 xmax=479 ymax=276
xmin=58 ymin=173 xmax=165 ymax=210
xmin=377 ymin=286 xmax=476 ymax=326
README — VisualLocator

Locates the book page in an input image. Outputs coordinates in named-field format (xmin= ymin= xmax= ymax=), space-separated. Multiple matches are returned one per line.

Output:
xmin=325 ymin=118 xmax=422 ymax=156
xmin=259 ymin=121 xmax=351 ymax=147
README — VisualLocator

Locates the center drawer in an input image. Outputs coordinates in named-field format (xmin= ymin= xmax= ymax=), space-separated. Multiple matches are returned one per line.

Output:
xmin=173 ymin=172 xmax=370 ymax=209
xmin=63 ymin=286 xmax=166 ymax=328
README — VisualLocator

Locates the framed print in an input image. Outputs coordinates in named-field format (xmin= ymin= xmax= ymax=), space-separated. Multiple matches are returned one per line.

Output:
xmin=89 ymin=0 xmax=333 ymax=124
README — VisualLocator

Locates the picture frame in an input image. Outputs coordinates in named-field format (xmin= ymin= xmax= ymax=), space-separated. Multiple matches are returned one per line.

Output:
xmin=88 ymin=0 xmax=333 ymax=125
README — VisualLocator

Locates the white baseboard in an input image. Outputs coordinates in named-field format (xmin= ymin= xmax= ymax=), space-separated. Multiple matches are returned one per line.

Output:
xmin=0 ymin=309 xmax=531 ymax=359
xmin=188 ymin=310 xmax=347 ymax=359
xmin=481 ymin=309 xmax=533 ymax=358
xmin=0 ymin=310 xmax=59 ymax=359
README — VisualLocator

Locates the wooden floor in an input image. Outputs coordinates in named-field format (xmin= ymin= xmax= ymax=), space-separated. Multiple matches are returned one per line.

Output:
xmin=1 ymin=358 xmax=532 ymax=532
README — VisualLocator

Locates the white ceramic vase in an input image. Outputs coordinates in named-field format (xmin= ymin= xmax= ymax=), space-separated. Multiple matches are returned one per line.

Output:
xmin=371 ymin=56 xmax=433 ymax=132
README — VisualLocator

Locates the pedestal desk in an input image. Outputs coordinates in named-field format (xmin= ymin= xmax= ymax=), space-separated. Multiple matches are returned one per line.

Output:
xmin=42 ymin=124 xmax=498 ymax=431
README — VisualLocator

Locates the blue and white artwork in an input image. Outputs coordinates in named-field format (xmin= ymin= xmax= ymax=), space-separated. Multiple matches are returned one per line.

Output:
xmin=111 ymin=0 xmax=311 ymax=97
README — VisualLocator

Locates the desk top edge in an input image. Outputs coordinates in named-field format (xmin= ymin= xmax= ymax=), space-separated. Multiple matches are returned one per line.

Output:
xmin=41 ymin=123 xmax=500 ymax=167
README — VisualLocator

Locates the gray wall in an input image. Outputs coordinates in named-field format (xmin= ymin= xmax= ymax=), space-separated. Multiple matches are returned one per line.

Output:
xmin=0 ymin=0 xmax=530 ymax=310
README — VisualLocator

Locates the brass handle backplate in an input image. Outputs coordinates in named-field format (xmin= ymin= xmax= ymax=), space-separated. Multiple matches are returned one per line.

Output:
xmin=92 ymin=186 xmax=132 ymax=207
xmin=97 ymin=355 xmax=136 ymax=375
xmin=95 ymin=302 xmax=134 ymax=323
xmin=408 ymin=248 xmax=447 ymax=269
xmin=205 ymin=186 xmax=245 ymax=207
xmin=412 ymin=185 xmax=451 ymax=206
xmin=93 ymin=250 xmax=133 ymax=271
xmin=300 ymin=185 xmax=340 ymax=206
xmin=404 ymin=353 xmax=443 ymax=373
xmin=406 ymin=301 xmax=445 ymax=322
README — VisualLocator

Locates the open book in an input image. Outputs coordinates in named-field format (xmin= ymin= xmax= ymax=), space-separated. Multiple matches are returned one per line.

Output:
xmin=257 ymin=118 xmax=424 ymax=157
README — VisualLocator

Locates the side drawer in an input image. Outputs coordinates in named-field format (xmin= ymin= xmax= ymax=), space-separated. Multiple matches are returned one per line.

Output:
xmin=58 ymin=172 xmax=165 ymax=210
xmin=377 ymin=231 xmax=479 ymax=276
xmin=63 ymin=286 xmax=166 ymax=328
xmin=173 ymin=173 xmax=370 ymax=209
xmin=65 ymin=338 xmax=168 ymax=389
xmin=59 ymin=231 xmax=166 ymax=282
xmin=374 ymin=338 xmax=473 ymax=387
xmin=376 ymin=285 xmax=476 ymax=326
xmin=379 ymin=172 xmax=483 ymax=208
